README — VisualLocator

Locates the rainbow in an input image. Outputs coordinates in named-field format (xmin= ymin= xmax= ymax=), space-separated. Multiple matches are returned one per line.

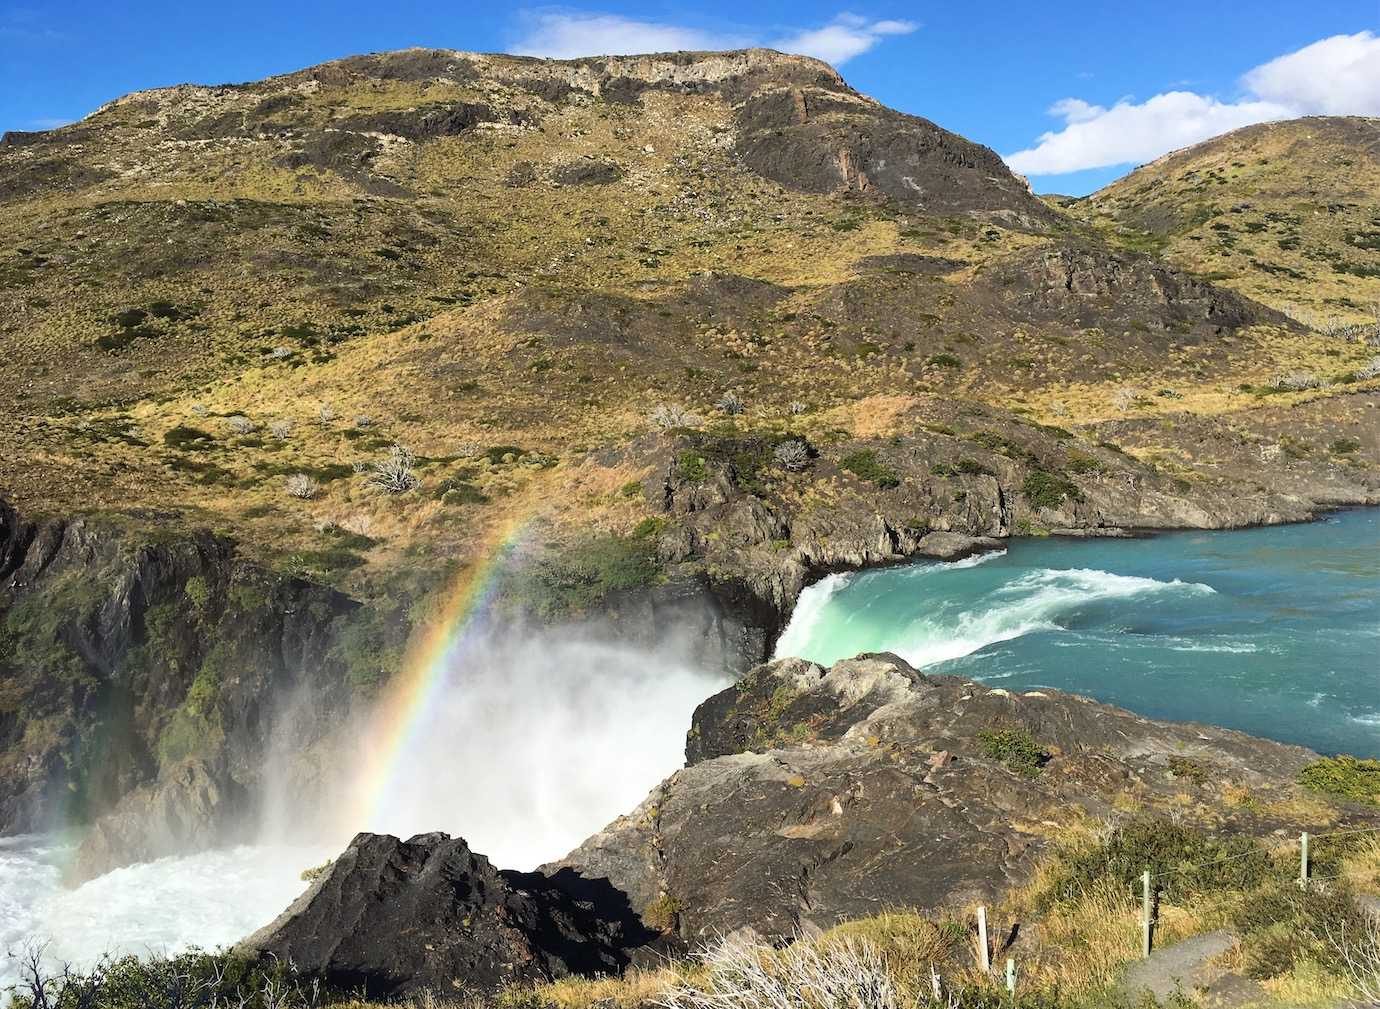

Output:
xmin=345 ymin=511 xmax=534 ymax=834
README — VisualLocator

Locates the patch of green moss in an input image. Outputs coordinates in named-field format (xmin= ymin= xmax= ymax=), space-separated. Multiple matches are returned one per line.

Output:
xmin=840 ymin=449 xmax=900 ymax=489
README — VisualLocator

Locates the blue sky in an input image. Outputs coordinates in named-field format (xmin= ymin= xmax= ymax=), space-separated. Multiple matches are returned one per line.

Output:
xmin=2 ymin=1 xmax=1377 ymax=195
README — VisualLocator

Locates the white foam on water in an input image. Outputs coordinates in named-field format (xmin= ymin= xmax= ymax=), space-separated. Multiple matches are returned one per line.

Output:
xmin=773 ymin=572 xmax=853 ymax=660
xmin=0 ymin=621 xmax=730 ymax=992
xmin=776 ymin=562 xmax=1217 ymax=669
xmin=0 ymin=843 xmax=329 ymax=993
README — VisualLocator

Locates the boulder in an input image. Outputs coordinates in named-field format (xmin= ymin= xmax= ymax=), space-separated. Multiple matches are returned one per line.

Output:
xmin=238 ymin=831 xmax=654 ymax=999
xmin=553 ymin=654 xmax=1326 ymax=945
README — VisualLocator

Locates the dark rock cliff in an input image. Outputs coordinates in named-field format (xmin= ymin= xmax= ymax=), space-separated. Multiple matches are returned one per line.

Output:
xmin=0 ymin=501 xmax=359 ymax=877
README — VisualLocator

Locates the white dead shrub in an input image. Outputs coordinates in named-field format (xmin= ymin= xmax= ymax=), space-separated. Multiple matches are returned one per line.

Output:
xmin=773 ymin=440 xmax=810 ymax=472
xmin=652 ymin=933 xmax=901 ymax=1009
xmin=651 ymin=404 xmax=700 ymax=430
xmin=1271 ymin=371 xmax=1324 ymax=391
xmin=370 ymin=444 xmax=418 ymax=494
xmin=226 ymin=415 xmax=255 ymax=435
xmin=354 ymin=414 xmax=374 ymax=429
xmin=269 ymin=419 xmax=295 ymax=440
xmin=318 ymin=402 xmax=337 ymax=425
xmin=716 ymin=391 xmax=746 ymax=416
xmin=1356 ymin=356 xmax=1380 ymax=381
xmin=1111 ymin=387 xmax=1142 ymax=412
xmin=1328 ymin=909 xmax=1380 ymax=1003
xmin=285 ymin=473 xmax=319 ymax=499
xmin=269 ymin=345 xmax=293 ymax=359
xmin=190 ymin=403 xmax=209 ymax=418
xmin=788 ymin=401 xmax=808 ymax=416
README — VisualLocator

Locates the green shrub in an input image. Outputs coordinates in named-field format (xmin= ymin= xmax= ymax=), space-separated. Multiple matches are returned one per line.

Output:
xmin=977 ymin=728 xmax=1047 ymax=777
xmin=484 ymin=444 xmax=527 ymax=464
xmin=1022 ymin=469 xmax=1081 ymax=510
xmin=1232 ymin=878 xmax=1366 ymax=978
xmin=1329 ymin=436 xmax=1361 ymax=454
xmin=1036 ymin=820 xmax=1276 ymax=909
xmin=515 ymin=535 xmax=661 ymax=618
xmin=1166 ymin=756 xmax=1208 ymax=785
xmin=677 ymin=450 xmax=709 ymax=483
xmin=1065 ymin=450 xmax=1104 ymax=475
xmin=841 ymin=449 xmax=901 ymax=489
xmin=928 ymin=352 xmax=963 ymax=368
xmin=1299 ymin=755 xmax=1380 ymax=804
xmin=184 ymin=575 xmax=211 ymax=615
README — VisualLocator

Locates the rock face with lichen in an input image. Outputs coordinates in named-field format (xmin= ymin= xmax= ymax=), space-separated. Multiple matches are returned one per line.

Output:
xmin=551 ymin=653 xmax=1322 ymax=945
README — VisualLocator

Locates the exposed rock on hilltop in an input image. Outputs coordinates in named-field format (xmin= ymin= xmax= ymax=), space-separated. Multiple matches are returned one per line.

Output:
xmin=238 ymin=831 xmax=653 ymax=998
xmin=553 ymin=653 xmax=1333 ymax=944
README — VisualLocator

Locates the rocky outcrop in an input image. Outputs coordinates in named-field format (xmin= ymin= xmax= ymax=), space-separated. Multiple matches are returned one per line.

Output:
xmin=0 ymin=501 xmax=361 ymax=878
xmin=238 ymin=831 xmax=654 ymax=999
xmin=982 ymin=243 xmax=1295 ymax=334
xmin=734 ymin=82 xmax=1054 ymax=224
xmin=553 ymin=653 xmax=1331 ymax=945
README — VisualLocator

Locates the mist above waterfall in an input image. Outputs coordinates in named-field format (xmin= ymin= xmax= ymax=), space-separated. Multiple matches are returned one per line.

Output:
xmin=339 ymin=622 xmax=730 ymax=870
xmin=1 ymin=611 xmax=733 ymax=989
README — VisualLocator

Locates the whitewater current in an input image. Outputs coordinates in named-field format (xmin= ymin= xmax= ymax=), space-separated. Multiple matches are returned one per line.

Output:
xmin=2 ymin=510 xmax=1376 ymax=992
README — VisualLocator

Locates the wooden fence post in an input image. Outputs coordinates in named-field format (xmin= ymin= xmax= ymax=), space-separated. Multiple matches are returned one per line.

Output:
xmin=1141 ymin=869 xmax=1153 ymax=958
xmin=1300 ymin=832 xmax=1310 ymax=889
xmin=977 ymin=905 xmax=991 ymax=973
xmin=1006 ymin=957 xmax=1016 ymax=999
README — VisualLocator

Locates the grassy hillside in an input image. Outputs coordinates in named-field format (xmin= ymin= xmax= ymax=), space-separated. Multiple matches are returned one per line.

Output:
xmin=1071 ymin=116 xmax=1380 ymax=325
xmin=0 ymin=52 xmax=1376 ymax=602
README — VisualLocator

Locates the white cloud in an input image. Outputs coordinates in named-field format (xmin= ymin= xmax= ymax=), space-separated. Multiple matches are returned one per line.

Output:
xmin=1006 ymin=31 xmax=1380 ymax=177
xmin=511 ymin=10 xmax=916 ymax=66
xmin=1243 ymin=31 xmax=1380 ymax=115
xmin=775 ymin=15 xmax=917 ymax=65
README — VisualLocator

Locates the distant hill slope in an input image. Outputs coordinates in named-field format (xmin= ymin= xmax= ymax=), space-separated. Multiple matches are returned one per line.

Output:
xmin=1072 ymin=116 xmax=1380 ymax=324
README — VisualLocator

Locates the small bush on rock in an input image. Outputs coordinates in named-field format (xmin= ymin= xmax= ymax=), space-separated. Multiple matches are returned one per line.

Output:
xmin=1022 ymin=470 xmax=1081 ymax=510
xmin=773 ymin=440 xmax=811 ymax=472
xmin=841 ymin=449 xmax=900 ymax=489
xmin=977 ymin=728 xmax=1048 ymax=777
